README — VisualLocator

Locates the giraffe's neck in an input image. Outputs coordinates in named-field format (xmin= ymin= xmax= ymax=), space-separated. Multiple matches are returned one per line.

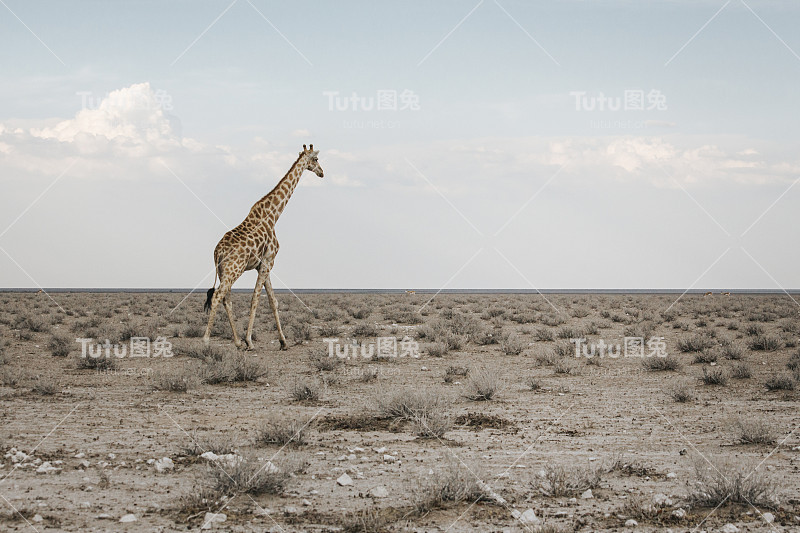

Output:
xmin=252 ymin=155 xmax=306 ymax=223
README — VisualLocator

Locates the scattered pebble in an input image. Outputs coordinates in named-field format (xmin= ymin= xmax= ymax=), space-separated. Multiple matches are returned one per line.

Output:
xmin=580 ymin=489 xmax=594 ymax=499
xmin=154 ymin=457 xmax=174 ymax=473
xmin=721 ymin=524 xmax=739 ymax=533
xmin=369 ymin=486 xmax=389 ymax=498
xmin=337 ymin=473 xmax=353 ymax=486
xmin=762 ymin=512 xmax=775 ymax=524
xmin=625 ymin=519 xmax=638 ymax=528
xmin=119 ymin=514 xmax=137 ymax=523
xmin=201 ymin=512 xmax=226 ymax=529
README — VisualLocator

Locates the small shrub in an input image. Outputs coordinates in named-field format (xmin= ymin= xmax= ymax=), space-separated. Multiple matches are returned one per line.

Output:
xmin=413 ymin=460 xmax=489 ymax=514
xmin=291 ymin=379 xmax=323 ymax=401
xmin=678 ymin=333 xmax=714 ymax=353
xmin=32 ymin=375 xmax=58 ymax=395
xmin=730 ymin=362 xmax=752 ymax=379
xmin=413 ymin=411 xmax=453 ymax=439
xmin=642 ymin=354 xmax=682 ymax=371
xmin=208 ymin=453 xmax=305 ymax=496
xmin=200 ymin=353 xmax=268 ymax=384
xmin=378 ymin=388 xmax=449 ymax=420
xmin=533 ymin=463 xmax=602 ymax=498
xmin=151 ymin=367 xmax=201 ymax=392
xmin=764 ymin=372 xmax=795 ymax=391
xmin=255 ymin=416 xmax=306 ymax=446
xmin=76 ymin=354 xmax=118 ymax=371
xmin=553 ymin=359 xmax=580 ymax=375
xmin=181 ymin=431 xmax=237 ymax=456
xmin=746 ymin=324 xmax=765 ymax=336
xmin=535 ymin=328 xmax=554 ymax=342
xmin=526 ymin=377 xmax=542 ymax=391
xmin=722 ymin=343 xmax=746 ymax=360
xmin=749 ymin=334 xmax=781 ymax=351
xmin=443 ymin=365 xmax=469 ymax=383
xmin=353 ymin=323 xmax=379 ymax=338
xmin=310 ymin=352 xmax=342 ymax=372
xmin=359 ymin=367 xmax=379 ymax=382
xmin=668 ymin=382 xmax=696 ymax=403
xmin=687 ymin=460 xmax=778 ymax=509
xmin=426 ymin=342 xmax=449 ymax=357
xmin=48 ymin=334 xmax=71 ymax=357
xmin=500 ymin=333 xmax=526 ymax=355
xmin=701 ymin=367 xmax=728 ymax=386
xmin=693 ymin=348 xmax=719 ymax=364
xmin=463 ymin=368 xmax=503 ymax=401
xmin=787 ymin=352 xmax=800 ymax=371
xmin=319 ymin=324 xmax=341 ymax=337
xmin=730 ymin=417 xmax=776 ymax=445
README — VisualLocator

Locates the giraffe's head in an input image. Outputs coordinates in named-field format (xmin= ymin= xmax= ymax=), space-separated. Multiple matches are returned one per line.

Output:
xmin=300 ymin=144 xmax=324 ymax=178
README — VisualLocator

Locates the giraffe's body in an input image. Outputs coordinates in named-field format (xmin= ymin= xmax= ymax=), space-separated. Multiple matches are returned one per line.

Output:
xmin=203 ymin=145 xmax=324 ymax=350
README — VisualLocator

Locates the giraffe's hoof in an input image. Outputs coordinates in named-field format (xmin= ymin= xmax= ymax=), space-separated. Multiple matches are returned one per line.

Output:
xmin=279 ymin=340 xmax=288 ymax=351
xmin=245 ymin=342 xmax=256 ymax=351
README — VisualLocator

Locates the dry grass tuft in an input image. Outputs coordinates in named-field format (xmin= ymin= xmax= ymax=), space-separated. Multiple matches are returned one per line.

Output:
xmin=533 ymin=462 xmax=603 ymax=497
xmin=254 ymin=415 xmax=307 ymax=446
xmin=463 ymin=368 xmax=503 ymax=401
xmin=687 ymin=459 xmax=779 ymax=509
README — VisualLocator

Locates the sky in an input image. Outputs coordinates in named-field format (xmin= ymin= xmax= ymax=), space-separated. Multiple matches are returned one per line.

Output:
xmin=0 ymin=0 xmax=798 ymax=290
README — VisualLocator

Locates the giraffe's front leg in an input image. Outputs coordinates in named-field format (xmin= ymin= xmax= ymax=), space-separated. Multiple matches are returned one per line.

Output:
xmin=245 ymin=269 xmax=269 ymax=350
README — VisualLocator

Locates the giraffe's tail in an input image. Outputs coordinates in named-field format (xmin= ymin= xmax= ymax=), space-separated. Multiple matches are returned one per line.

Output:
xmin=203 ymin=287 xmax=215 ymax=313
xmin=204 ymin=263 xmax=219 ymax=313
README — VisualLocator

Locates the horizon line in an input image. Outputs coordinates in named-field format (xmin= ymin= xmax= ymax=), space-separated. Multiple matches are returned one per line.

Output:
xmin=1 ymin=288 xmax=798 ymax=294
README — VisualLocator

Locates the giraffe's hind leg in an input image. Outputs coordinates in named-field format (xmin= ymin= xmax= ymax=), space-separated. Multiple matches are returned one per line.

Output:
xmin=222 ymin=292 xmax=242 ymax=349
xmin=245 ymin=268 xmax=269 ymax=350
xmin=203 ymin=277 xmax=232 ymax=345
xmin=264 ymin=274 xmax=287 ymax=350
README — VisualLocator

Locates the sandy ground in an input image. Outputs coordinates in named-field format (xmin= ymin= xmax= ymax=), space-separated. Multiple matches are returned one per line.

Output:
xmin=0 ymin=291 xmax=799 ymax=532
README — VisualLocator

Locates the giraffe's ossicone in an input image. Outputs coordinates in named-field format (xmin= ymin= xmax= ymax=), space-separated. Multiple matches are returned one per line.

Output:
xmin=203 ymin=144 xmax=324 ymax=350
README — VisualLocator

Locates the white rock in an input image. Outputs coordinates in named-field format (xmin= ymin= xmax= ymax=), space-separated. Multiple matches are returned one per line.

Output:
xmin=625 ymin=519 xmax=638 ymax=528
xmin=373 ymin=447 xmax=387 ymax=454
xmin=79 ymin=502 xmax=90 ymax=509
xmin=283 ymin=506 xmax=299 ymax=514
xmin=302 ymin=499 xmax=312 ymax=506
xmin=511 ymin=510 xmax=521 ymax=520
xmin=32 ymin=514 xmax=43 ymax=523
xmin=337 ymin=473 xmax=353 ymax=486
xmin=146 ymin=458 xmax=155 ymax=465
xmin=200 ymin=452 xmax=219 ymax=461
xmin=10 ymin=451 xmax=29 ymax=464
xmin=201 ymin=512 xmax=227 ymax=529
xmin=35 ymin=462 xmax=60 ymax=474
xmin=519 ymin=509 xmax=540 ymax=525
xmin=369 ymin=486 xmax=389 ymax=498
xmin=653 ymin=493 xmax=673 ymax=507
xmin=119 ymin=514 xmax=137 ymax=523
xmin=672 ymin=508 xmax=686 ymax=519
xmin=383 ymin=454 xmax=397 ymax=462
xmin=154 ymin=457 xmax=174 ymax=473
xmin=720 ymin=524 xmax=739 ymax=533
xmin=762 ymin=512 xmax=775 ymax=524
xmin=666 ymin=472 xmax=677 ymax=479
xmin=97 ymin=513 xmax=112 ymax=519
xmin=74 ymin=452 xmax=85 ymax=459
xmin=580 ymin=489 xmax=594 ymax=499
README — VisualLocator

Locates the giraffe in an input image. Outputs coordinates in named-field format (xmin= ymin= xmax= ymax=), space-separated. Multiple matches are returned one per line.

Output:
xmin=203 ymin=144 xmax=324 ymax=350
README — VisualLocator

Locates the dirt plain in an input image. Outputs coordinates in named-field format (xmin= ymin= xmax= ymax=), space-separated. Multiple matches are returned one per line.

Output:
xmin=0 ymin=291 xmax=799 ymax=532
